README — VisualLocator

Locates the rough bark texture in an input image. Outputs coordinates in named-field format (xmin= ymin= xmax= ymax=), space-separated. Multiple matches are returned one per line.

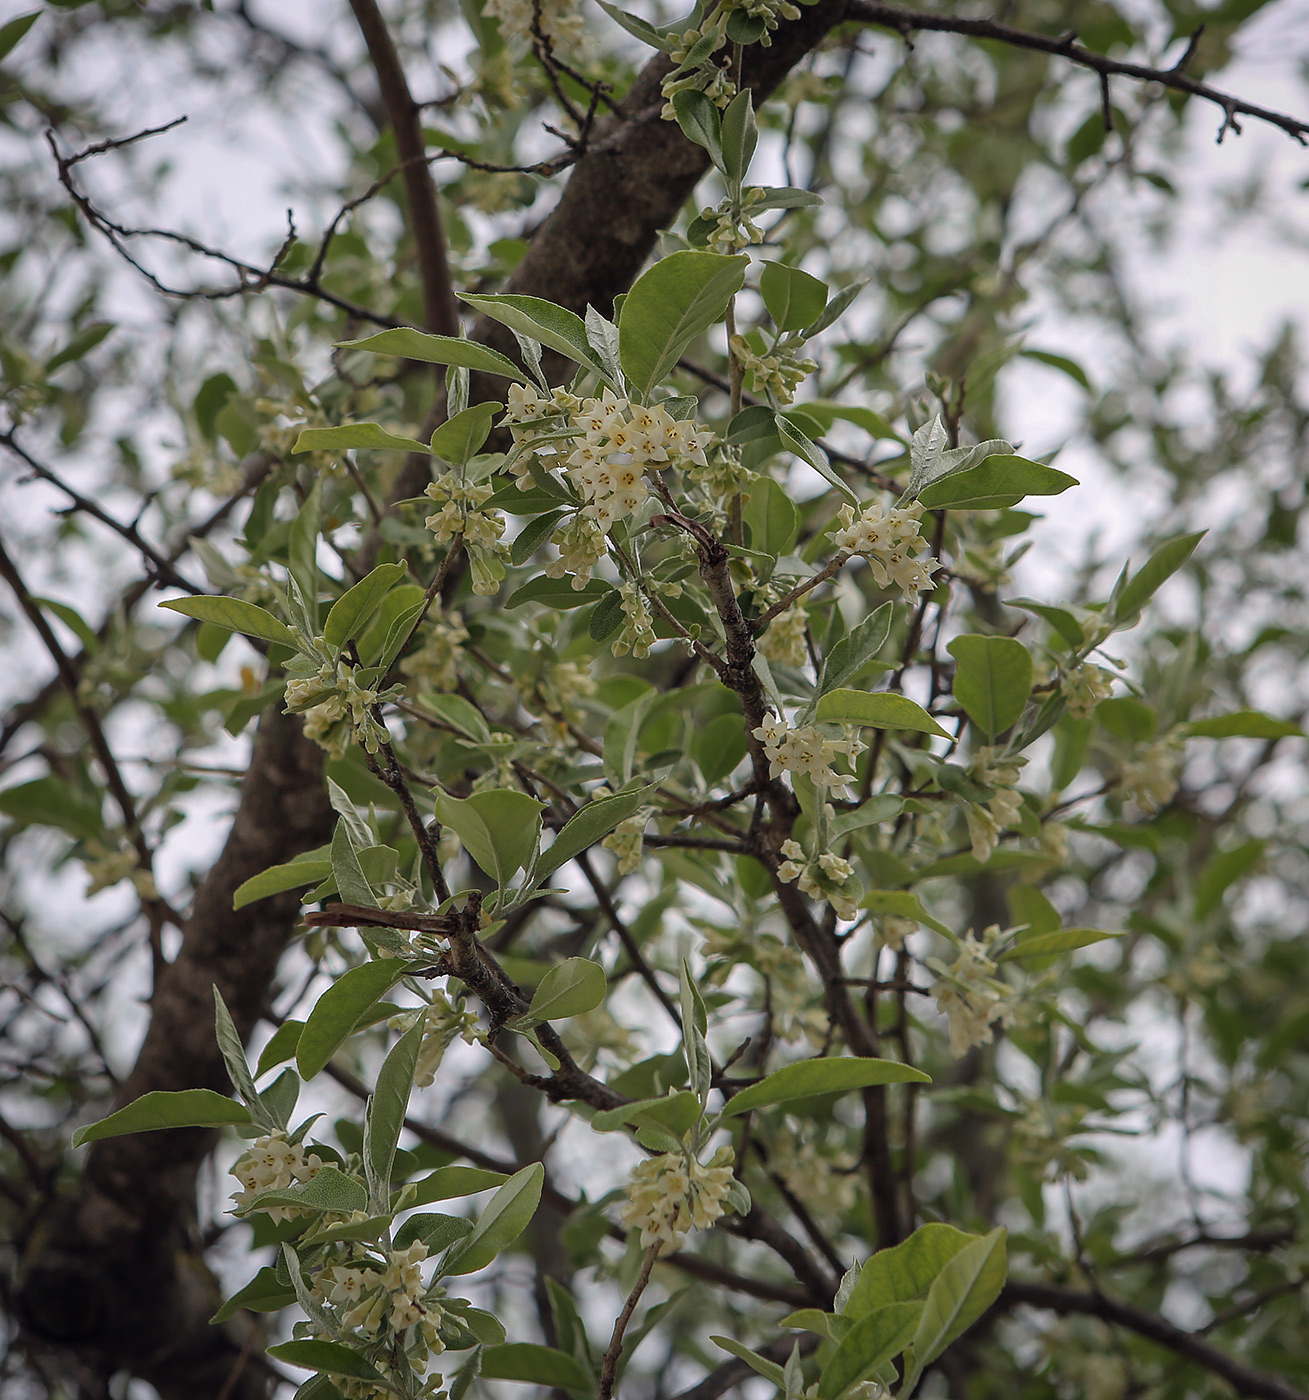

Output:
xmin=15 ymin=5 xmax=853 ymax=1393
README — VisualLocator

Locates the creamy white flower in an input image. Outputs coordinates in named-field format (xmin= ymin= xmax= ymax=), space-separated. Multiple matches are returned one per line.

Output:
xmin=620 ymin=1147 xmax=736 ymax=1255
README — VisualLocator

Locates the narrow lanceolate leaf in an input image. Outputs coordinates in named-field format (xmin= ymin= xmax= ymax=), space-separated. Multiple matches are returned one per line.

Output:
xmin=1184 ymin=710 xmax=1304 ymax=740
xmin=336 ymin=329 xmax=530 ymax=382
xmin=718 ymin=88 xmax=757 ymax=184
xmin=296 ymin=959 xmax=409 ymax=1079
xmin=591 ymin=1090 xmax=702 ymax=1137
xmin=159 ymin=596 xmax=296 ymax=649
xmin=72 ymin=1089 xmax=250 ymax=1147
xmin=210 ymin=1265 xmax=296 ymax=1323
xmin=267 ymin=1340 xmax=383 ymax=1381
xmin=331 ymin=818 xmax=376 ymax=907
xmin=902 ymin=1228 xmax=1007 ymax=1386
xmin=816 ymin=688 xmax=950 ymax=739
xmin=393 ymin=1212 xmax=475 ymax=1254
xmin=323 ymin=563 xmax=408 ymax=649
xmin=365 ymin=1018 xmax=424 ymax=1208
xmin=534 ymin=784 xmax=656 ymax=879
xmin=947 ymin=635 xmax=1033 ymax=736
xmin=212 ymin=986 xmax=276 ymax=1130
xmin=618 ymin=251 xmax=748 ymax=399
xmin=292 ymin=422 xmax=431 ymax=455
xmin=1111 ymin=530 xmax=1205 ymax=622
xmin=233 ymin=855 xmax=332 ymax=910
xmin=480 ymin=1344 xmax=591 ymax=1390
xmin=445 ymin=1162 xmax=545 ymax=1276
xmin=775 ymin=413 xmax=859 ymax=504
xmin=998 ymin=928 xmax=1124 ymax=962
xmin=671 ymin=89 xmax=724 ymax=171
xmin=817 ymin=1302 xmax=923 ymax=1400
xmin=720 ymin=1056 xmax=929 ymax=1117
xmin=459 ymin=294 xmax=604 ymax=375
xmin=709 ymin=1338 xmax=786 ymax=1386
xmin=509 ymin=509 xmax=568 ymax=567
xmin=246 ymin=1166 xmax=368 ymax=1217
xmin=527 ymin=957 xmax=607 ymax=1022
xmin=407 ymin=1165 xmax=508 ymax=1206
xmin=916 ymin=455 xmax=1077 ymax=511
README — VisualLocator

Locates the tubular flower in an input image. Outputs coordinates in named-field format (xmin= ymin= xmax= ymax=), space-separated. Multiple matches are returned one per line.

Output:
xmin=752 ymin=713 xmax=863 ymax=797
xmin=620 ymin=1146 xmax=736 ymax=1255
xmin=229 ymin=1132 xmax=324 ymax=1220
xmin=1060 ymin=663 xmax=1115 ymax=719
xmin=832 ymin=500 xmax=940 ymax=604
xmin=931 ymin=927 xmax=1018 ymax=1057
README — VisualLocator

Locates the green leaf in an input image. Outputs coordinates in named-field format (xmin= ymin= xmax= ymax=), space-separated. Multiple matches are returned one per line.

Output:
xmin=1096 ymin=696 xmax=1157 ymax=741
xmin=1020 ymin=348 xmax=1091 ymax=389
xmin=845 ymin=1222 xmax=976 ymax=1317
xmin=817 ymin=605 xmax=894 ymax=696
xmin=1006 ymin=597 xmax=1085 ymax=646
xmin=721 ymin=1056 xmax=929 ymax=1117
xmin=672 ymin=90 xmax=724 ymax=170
xmin=266 ymin=1340 xmax=382 ymax=1381
xmin=246 ymin=1166 xmax=368 ymax=1216
xmin=429 ymin=402 xmax=502 ymax=466
xmin=594 ymin=0 xmax=669 ymax=48
xmin=1185 ymin=710 xmax=1303 ymax=740
xmin=916 ymin=455 xmax=1077 ymax=511
xmin=323 ymin=563 xmax=409 ymax=650
xmin=527 ymin=956 xmax=607 ymax=1021
xmin=0 ymin=775 xmax=104 ymax=842
xmin=393 ymin=1212 xmax=475 ymax=1253
xmin=297 ymin=960 xmax=408 ymax=1079
xmin=509 ymin=509 xmax=567 ymax=567
xmin=256 ymin=1020 xmax=304 ymax=1077
xmin=998 ymin=928 xmax=1124 ymax=962
xmin=947 ymin=635 xmax=1033 ymax=736
xmin=1195 ymin=839 xmax=1265 ymax=921
xmin=817 ymin=1302 xmax=923 ymax=1400
xmin=446 ymin=1162 xmax=545 ymax=1275
xmin=419 ymin=693 xmax=493 ymax=743
xmin=709 ymin=1338 xmax=785 ymax=1386
xmin=619 ymin=251 xmax=748 ymax=399
xmin=0 ymin=12 xmax=39 ymax=64
xmin=719 ymin=89 xmax=757 ymax=184
xmin=336 ymin=329 xmax=530 ymax=382
xmin=816 ymin=688 xmax=950 ymax=739
xmin=588 ymin=584 xmax=626 ymax=641
xmin=46 ymin=321 xmax=113 ymax=373
xmin=233 ymin=855 xmax=332 ymax=911
xmin=292 ymin=422 xmax=431 ymax=455
xmin=433 ymin=788 xmax=543 ymax=887
xmin=744 ymin=476 xmax=801 ymax=557
xmin=902 ymin=1228 xmax=1007 ymax=1386
xmin=210 ymin=1265 xmax=296 ymax=1323
xmin=331 ymin=819 xmax=375 ymax=907
xmin=750 ymin=186 xmax=825 ymax=212
xmin=408 ymin=1165 xmax=508 ymax=1206
xmin=365 ymin=1018 xmax=424 ymax=1207
xmin=592 ymin=1089 xmax=702 ymax=1137
xmin=1111 ymin=530 xmax=1205 ymax=622
xmin=775 ymin=413 xmax=858 ymax=504
xmin=480 ymin=1344 xmax=590 ymax=1390
xmin=159 ymin=596 xmax=296 ymax=649
xmin=72 ymin=1089 xmax=250 ymax=1147
xmin=861 ymin=890 xmax=953 ymax=938
xmin=460 ymin=294 xmax=604 ymax=375
xmin=778 ymin=1308 xmax=849 ymax=1342
xmin=760 ymin=262 xmax=828 ymax=332
xmin=535 ymin=784 xmax=657 ymax=879
xmin=212 ymin=986 xmax=271 ymax=1126
xmin=506 ymin=575 xmax=613 ymax=610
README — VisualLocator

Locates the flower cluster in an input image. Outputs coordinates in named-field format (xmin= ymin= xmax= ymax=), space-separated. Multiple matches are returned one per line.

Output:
xmin=965 ymin=746 xmax=1028 ymax=863
xmin=1060 ymin=662 xmax=1115 ymax=719
xmin=285 ymin=658 xmax=400 ymax=755
xmin=612 ymin=581 xmax=657 ymax=659
xmin=752 ymin=713 xmax=863 ymax=797
xmin=729 ymin=332 xmax=818 ymax=404
xmin=424 ymin=473 xmax=508 ymax=596
xmin=931 ymin=927 xmax=1018 ymax=1057
xmin=759 ymin=603 xmax=809 ymax=667
xmin=700 ymin=189 xmax=767 ymax=255
xmin=728 ymin=0 xmax=802 ymax=44
xmin=400 ymin=610 xmax=469 ymax=693
xmin=661 ymin=23 xmax=735 ymax=119
xmin=391 ymin=993 xmax=481 ymax=1089
xmin=229 ymin=1132 xmax=324 ymax=1221
xmin=483 ymin=0 xmax=584 ymax=49
xmin=603 ymin=811 xmax=650 ymax=875
xmin=831 ymin=499 xmax=941 ymax=604
xmin=1121 ymin=735 xmax=1182 ymax=813
xmin=620 ymin=1146 xmax=736 ymax=1255
xmin=543 ymin=514 xmax=607 ymax=589
xmin=777 ymin=838 xmax=861 ymax=920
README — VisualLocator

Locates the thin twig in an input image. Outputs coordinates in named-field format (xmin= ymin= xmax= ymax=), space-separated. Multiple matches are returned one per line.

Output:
xmin=598 ymin=1244 xmax=660 ymax=1400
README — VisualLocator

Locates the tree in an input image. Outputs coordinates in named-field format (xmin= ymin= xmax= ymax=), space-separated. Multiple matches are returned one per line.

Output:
xmin=2 ymin=2 xmax=1308 ymax=1398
